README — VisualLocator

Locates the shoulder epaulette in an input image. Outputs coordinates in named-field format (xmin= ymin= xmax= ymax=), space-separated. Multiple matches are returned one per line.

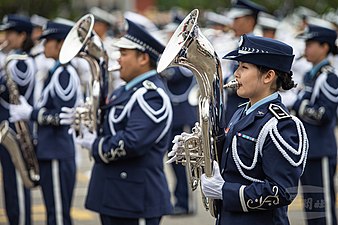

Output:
xmin=321 ymin=65 xmax=335 ymax=74
xmin=238 ymin=101 xmax=249 ymax=108
xmin=143 ymin=80 xmax=157 ymax=90
xmin=268 ymin=103 xmax=291 ymax=120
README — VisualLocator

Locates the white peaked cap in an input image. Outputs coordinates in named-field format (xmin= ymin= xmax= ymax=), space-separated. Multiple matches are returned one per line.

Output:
xmin=89 ymin=7 xmax=116 ymax=25
xmin=258 ymin=12 xmax=279 ymax=30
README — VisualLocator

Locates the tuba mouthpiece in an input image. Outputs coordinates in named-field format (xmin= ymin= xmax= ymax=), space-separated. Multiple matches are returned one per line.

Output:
xmin=223 ymin=79 xmax=238 ymax=89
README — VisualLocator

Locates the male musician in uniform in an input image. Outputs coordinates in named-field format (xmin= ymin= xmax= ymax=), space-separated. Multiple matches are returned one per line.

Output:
xmin=0 ymin=14 xmax=36 ymax=225
xmin=89 ymin=7 xmax=124 ymax=93
xmin=9 ymin=21 xmax=82 ymax=225
xmin=74 ymin=18 xmax=173 ymax=225
xmin=222 ymin=0 xmax=266 ymax=126
xmin=257 ymin=12 xmax=279 ymax=39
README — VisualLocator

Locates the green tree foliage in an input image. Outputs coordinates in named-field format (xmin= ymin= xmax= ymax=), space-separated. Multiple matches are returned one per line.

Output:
xmin=0 ymin=0 xmax=71 ymax=19
xmin=0 ymin=0 xmax=337 ymax=21
xmin=157 ymin=0 xmax=230 ymax=12
xmin=158 ymin=0 xmax=338 ymax=15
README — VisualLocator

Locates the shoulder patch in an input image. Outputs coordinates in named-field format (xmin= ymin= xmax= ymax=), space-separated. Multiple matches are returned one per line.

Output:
xmin=321 ymin=65 xmax=334 ymax=74
xmin=269 ymin=103 xmax=291 ymax=120
xmin=238 ymin=101 xmax=249 ymax=108
xmin=143 ymin=80 xmax=157 ymax=90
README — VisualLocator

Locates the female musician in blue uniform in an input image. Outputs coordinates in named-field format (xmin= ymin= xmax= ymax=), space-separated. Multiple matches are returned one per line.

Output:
xmin=9 ymin=21 xmax=82 ymax=225
xmin=0 ymin=14 xmax=36 ymax=225
xmin=75 ymin=19 xmax=173 ymax=225
xmin=293 ymin=25 xmax=338 ymax=225
xmin=170 ymin=34 xmax=309 ymax=225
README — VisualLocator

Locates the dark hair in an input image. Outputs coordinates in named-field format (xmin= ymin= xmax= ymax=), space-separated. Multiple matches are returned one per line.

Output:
xmin=13 ymin=30 xmax=34 ymax=53
xmin=319 ymin=41 xmax=338 ymax=56
xmin=332 ymin=46 xmax=338 ymax=55
xmin=257 ymin=65 xmax=296 ymax=90
xmin=22 ymin=35 xmax=34 ymax=53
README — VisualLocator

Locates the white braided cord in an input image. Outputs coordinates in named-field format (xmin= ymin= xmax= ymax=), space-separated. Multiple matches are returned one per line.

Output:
xmin=321 ymin=77 xmax=338 ymax=103
xmin=109 ymin=87 xmax=172 ymax=143
xmin=50 ymin=65 xmax=79 ymax=101
xmin=232 ymin=116 xmax=308 ymax=182
xmin=9 ymin=58 xmax=35 ymax=100
xmin=232 ymin=136 xmax=264 ymax=183
xmin=311 ymin=72 xmax=338 ymax=104
xmin=35 ymin=65 xmax=80 ymax=108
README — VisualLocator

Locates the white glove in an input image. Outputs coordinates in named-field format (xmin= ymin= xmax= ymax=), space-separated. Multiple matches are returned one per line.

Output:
xmin=166 ymin=132 xmax=190 ymax=164
xmin=201 ymin=161 xmax=225 ymax=200
xmin=59 ymin=107 xmax=76 ymax=125
xmin=9 ymin=95 xmax=33 ymax=122
xmin=75 ymin=126 xmax=97 ymax=151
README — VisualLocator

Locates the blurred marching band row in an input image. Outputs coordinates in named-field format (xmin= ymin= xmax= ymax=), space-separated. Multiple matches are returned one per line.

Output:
xmin=0 ymin=0 xmax=338 ymax=224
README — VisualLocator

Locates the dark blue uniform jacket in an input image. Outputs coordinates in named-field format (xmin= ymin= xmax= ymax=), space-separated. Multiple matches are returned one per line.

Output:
xmin=217 ymin=95 xmax=308 ymax=225
xmin=85 ymin=73 xmax=173 ymax=218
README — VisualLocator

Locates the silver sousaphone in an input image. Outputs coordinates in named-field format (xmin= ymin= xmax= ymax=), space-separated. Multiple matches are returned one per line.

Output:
xmin=158 ymin=9 xmax=235 ymax=217
xmin=59 ymin=14 xmax=109 ymax=134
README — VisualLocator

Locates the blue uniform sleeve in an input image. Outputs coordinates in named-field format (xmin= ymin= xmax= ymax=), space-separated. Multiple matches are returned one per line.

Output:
xmin=293 ymin=72 xmax=338 ymax=125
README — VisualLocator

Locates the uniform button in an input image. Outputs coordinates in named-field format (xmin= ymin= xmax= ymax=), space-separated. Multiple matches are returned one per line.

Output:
xmin=120 ymin=172 xmax=127 ymax=179
xmin=100 ymin=128 xmax=103 ymax=133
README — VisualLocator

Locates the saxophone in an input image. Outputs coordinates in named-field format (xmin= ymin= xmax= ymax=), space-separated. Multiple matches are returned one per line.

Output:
xmin=59 ymin=14 xmax=110 ymax=134
xmin=0 ymin=54 xmax=40 ymax=188
xmin=158 ymin=9 xmax=230 ymax=217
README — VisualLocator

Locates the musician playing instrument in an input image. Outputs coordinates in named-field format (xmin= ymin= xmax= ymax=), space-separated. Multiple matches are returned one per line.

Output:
xmin=221 ymin=0 xmax=266 ymax=127
xmin=74 ymin=19 xmax=173 ymax=225
xmin=9 ymin=21 xmax=82 ymax=225
xmin=293 ymin=24 xmax=338 ymax=225
xmin=0 ymin=14 xmax=36 ymax=225
xmin=169 ymin=34 xmax=309 ymax=225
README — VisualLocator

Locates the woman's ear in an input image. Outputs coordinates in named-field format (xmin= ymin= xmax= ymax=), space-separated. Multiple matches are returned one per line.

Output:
xmin=322 ymin=42 xmax=330 ymax=55
xmin=264 ymin=69 xmax=276 ymax=84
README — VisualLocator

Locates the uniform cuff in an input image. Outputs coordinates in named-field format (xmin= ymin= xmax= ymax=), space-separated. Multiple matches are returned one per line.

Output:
xmin=222 ymin=182 xmax=246 ymax=212
xmin=92 ymin=136 xmax=107 ymax=163
xmin=30 ymin=108 xmax=40 ymax=121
